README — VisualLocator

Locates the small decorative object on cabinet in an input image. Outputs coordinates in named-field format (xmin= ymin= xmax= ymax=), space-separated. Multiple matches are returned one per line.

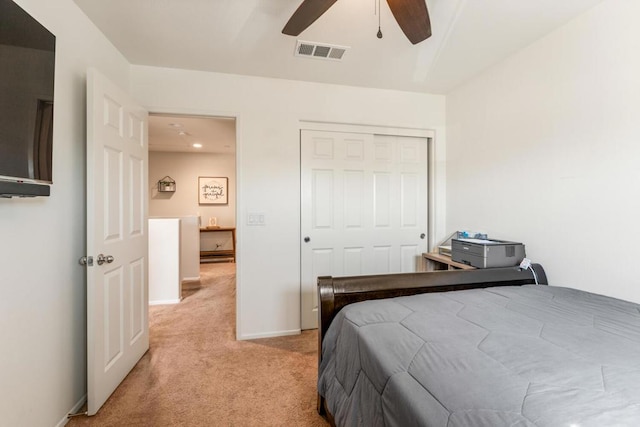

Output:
xmin=157 ymin=176 xmax=176 ymax=192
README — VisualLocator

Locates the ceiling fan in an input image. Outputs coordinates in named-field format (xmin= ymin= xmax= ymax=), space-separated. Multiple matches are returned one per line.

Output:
xmin=282 ymin=0 xmax=432 ymax=45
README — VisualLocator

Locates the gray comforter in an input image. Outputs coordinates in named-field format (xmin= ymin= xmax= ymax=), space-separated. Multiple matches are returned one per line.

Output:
xmin=318 ymin=285 xmax=640 ymax=426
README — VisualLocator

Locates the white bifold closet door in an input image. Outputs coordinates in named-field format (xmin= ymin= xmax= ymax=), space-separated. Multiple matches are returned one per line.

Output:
xmin=300 ymin=130 xmax=428 ymax=329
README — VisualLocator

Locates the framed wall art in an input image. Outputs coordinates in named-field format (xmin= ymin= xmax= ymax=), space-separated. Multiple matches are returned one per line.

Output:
xmin=198 ymin=176 xmax=228 ymax=205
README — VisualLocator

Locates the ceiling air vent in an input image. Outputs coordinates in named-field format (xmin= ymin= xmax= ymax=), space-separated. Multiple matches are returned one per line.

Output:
xmin=295 ymin=40 xmax=349 ymax=61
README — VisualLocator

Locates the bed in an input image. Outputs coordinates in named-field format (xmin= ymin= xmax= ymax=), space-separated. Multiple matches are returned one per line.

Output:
xmin=316 ymin=265 xmax=640 ymax=426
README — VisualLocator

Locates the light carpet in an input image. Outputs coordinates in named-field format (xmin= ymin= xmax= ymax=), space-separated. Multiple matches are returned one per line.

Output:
xmin=68 ymin=262 xmax=329 ymax=426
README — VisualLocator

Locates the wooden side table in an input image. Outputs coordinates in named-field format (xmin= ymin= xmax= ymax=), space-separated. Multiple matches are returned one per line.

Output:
xmin=199 ymin=227 xmax=236 ymax=262
xmin=421 ymin=252 xmax=475 ymax=272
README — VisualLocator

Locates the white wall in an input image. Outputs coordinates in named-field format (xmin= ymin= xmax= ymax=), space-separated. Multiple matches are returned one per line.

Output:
xmin=0 ymin=1 xmax=132 ymax=426
xmin=179 ymin=216 xmax=201 ymax=281
xmin=446 ymin=0 xmax=640 ymax=302
xmin=132 ymin=67 xmax=447 ymax=339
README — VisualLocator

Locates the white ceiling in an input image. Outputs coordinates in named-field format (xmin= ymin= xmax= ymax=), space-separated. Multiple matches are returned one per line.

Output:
xmin=73 ymin=0 xmax=604 ymax=152
xmin=73 ymin=0 xmax=604 ymax=94
xmin=149 ymin=114 xmax=236 ymax=154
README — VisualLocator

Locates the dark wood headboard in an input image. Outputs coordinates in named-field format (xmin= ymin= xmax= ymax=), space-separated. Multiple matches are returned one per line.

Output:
xmin=317 ymin=264 xmax=547 ymax=350
xmin=315 ymin=264 xmax=547 ymax=418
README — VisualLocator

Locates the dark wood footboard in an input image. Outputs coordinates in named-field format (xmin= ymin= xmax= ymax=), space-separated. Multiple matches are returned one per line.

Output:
xmin=316 ymin=264 xmax=547 ymax=417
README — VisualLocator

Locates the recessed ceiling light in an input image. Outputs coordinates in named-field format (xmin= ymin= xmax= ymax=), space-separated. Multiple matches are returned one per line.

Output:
xmin=192 ymin=143 xmax=202 ymax=148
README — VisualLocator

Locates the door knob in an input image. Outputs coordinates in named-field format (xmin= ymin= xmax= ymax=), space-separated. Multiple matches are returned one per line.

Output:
xmin=304 ymin=236 xmax=310 ymax=243
xmin=78 ymin=256 xmax=93 ymax=266
xmin=420 ymin=233 xmax=426 ymax=239
xmin=96 ymin=254 xmax=114 ymax=265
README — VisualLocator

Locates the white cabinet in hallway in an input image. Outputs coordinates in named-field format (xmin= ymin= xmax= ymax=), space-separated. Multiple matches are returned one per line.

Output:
xmin=149 ymin=218 xmax=182 ymax=304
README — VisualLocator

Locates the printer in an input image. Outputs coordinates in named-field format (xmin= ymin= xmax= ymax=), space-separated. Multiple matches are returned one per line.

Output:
xmin=451 ymin=238 xmax=525 ymax=269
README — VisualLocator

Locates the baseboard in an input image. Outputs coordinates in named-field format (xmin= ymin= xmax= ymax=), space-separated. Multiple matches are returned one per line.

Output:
xmin=182 ymin=282 xmax=201 ymax=291
xmin=149 ymin=298 xmax=181 ymax=306
xmin=237 ymin=329 xmax=301 ymax=340
xmin=182 ymin=276 xmax=200 ymax=282
xmin=56 ymin=394 xmax=86 ymax=427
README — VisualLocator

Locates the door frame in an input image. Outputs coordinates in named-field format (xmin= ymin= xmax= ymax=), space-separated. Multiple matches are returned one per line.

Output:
xmin=298 ymin=120 xmax=441 ymax=328
xmin=146 ymin=106 xmax=242 ymax=338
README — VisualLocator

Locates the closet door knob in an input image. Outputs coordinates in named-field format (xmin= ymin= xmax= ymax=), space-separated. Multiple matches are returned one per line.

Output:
xmin=304 ymin=236 xmax=310 ymax=243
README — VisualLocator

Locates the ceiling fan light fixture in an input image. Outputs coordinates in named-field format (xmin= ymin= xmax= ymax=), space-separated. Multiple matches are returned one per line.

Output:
xmin=283 ymin=0 xmax=431 ymax=45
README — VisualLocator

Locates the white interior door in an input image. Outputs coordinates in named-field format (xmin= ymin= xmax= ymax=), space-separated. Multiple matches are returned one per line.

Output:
xmin=86 ymin=68 xmax=149 ymax=415
xmin=301 ymin=130 xmax=428 ymax=329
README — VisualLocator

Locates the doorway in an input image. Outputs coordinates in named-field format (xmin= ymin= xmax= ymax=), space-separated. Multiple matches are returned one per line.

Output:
xmin=148 ymin=113 xmax=237 ymax=291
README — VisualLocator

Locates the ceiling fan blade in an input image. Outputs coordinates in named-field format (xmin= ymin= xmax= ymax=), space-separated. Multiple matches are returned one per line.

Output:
xmin=386 ymin=0 xmax=432 ymax=44
xmin=282 ymin=0 xmax=338 ymax=36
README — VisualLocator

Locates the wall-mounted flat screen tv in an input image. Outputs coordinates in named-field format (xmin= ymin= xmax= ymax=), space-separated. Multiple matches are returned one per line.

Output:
xmin=0 ymin=0 xmax=55 ymax=196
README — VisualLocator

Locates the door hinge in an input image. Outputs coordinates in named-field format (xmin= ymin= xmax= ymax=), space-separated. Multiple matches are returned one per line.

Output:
xmin=79 ymin=256 xmax=94 ymax=267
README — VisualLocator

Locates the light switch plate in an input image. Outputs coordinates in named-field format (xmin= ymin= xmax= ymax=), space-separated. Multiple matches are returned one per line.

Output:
xmin=247 ymin=212 xmax=266 ymax=226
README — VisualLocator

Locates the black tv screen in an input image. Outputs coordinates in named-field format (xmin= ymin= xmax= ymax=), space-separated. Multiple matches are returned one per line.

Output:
xmin=0 ymin=0 xmax=55 ymax=185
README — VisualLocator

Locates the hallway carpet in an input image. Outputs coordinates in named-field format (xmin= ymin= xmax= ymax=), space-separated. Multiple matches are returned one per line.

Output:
xmin=68 ymin=263 xmax=329 ymax=426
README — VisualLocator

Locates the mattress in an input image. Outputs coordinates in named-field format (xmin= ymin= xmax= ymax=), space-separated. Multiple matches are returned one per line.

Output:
xmin=318 ymin=285 xmax=640 ymax=426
